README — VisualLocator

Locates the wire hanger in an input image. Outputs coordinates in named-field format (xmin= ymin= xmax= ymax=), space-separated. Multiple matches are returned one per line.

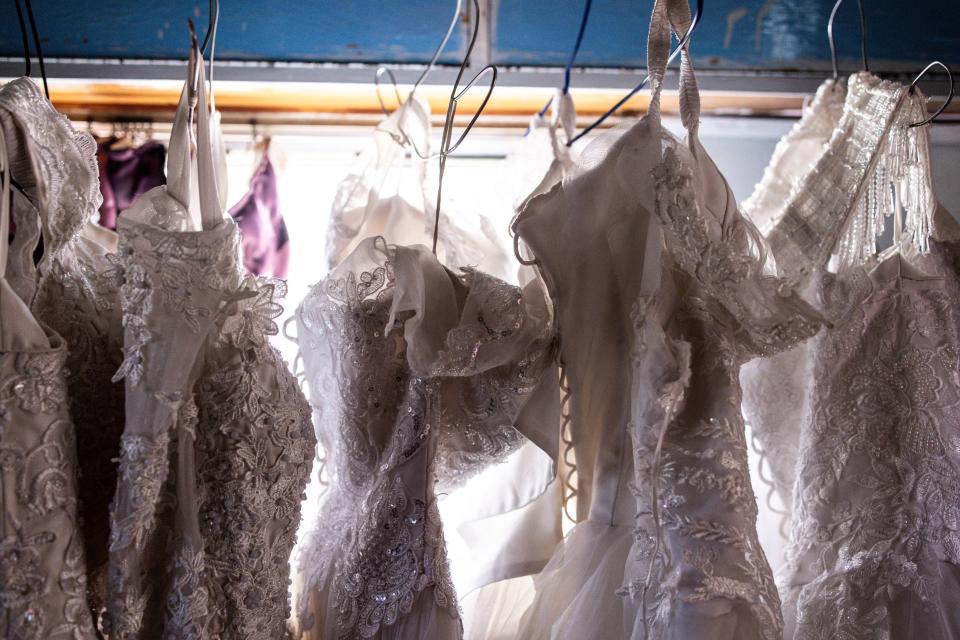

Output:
xmin=431 ymin=0 xmax=496 ymax=255
xmin=566 ymin=0 xmax=704 ymax=147
xmin=374 ymin=0 xmax=464 ymax=116
xmin=827 ymin=0 xmax=868 ymax=81
xmin=535 ymin=0 xmax=593 ymax=118
xmin=199 ymin=0 xmax=220 ymax=112
xmin=909 ymin=61 xmax=954 ymax=128
xmin=13 ymin=0 xmax=48 ymax=99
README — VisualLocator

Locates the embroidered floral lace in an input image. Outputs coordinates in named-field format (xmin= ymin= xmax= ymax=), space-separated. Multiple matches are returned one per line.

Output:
xmin=742 ymin=70 xmax=960 ymax=638
xmin=291 ymin=237 xmax=555 ymax=640
xmin=0 ymin=77 xmax=125 ymax=622
xmin=106 ymin=42 xmax=315 ymax=639
xmin=503 ymin=1 xmax=823 ymax=637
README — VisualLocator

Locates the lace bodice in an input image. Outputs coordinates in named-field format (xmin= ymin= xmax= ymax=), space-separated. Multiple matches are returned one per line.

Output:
xmin=783 ymin=239 xmax=960 ymax=639
xmin=737 ymin=68 xmax=960 ymax=638
xmin=510 ymin=2 xmax=823 ymax=637
xmin=106 ymin=41 xmax=315 ymax=639
xmin=1 ymin=113 xmax=96 ymax=638
xmin=0 ymin=76 xmax=124 ymax=620
xmin=292 ymin=237 xmax=554 ymax=639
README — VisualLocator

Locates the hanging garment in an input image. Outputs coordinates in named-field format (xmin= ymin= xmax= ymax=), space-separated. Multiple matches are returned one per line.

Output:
xmin=503 ymin=1 xmax=823 ymax=637
xmin=744 ymin=71 xmax=960 ymax=640
xmin=0 ymin=111 xmax=96 ymax=639
xmin=97 ymin=139 xmax=167 ymax=230
xmin=738 ymin=77 xmax=847 ymax=526
xmin=290 ymin=233 xmax=556 ymax=640
xmin=106 ymin=41 xmax=315 ymax=639
xmin=228 ymin=152 xmax=290 ymax=278
xmin=460 ymin=91 xmax=578 ymax=640
xmin=0 ymin=76 xmax=124 ymax=622
xmin=325 ymin=94 xmax=512 ymax=282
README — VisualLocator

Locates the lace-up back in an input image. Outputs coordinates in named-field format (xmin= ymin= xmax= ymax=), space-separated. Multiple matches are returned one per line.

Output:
xmin=502 ymin=1 xmax=824 ymax=637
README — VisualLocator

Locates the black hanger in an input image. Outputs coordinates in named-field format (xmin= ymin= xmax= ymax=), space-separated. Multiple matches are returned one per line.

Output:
xmin=566 ymin=0 xmax=704 ymax=147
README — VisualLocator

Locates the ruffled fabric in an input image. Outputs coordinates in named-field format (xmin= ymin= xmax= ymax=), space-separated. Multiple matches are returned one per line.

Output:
xmin=325 ymin=95 xmax=512 ymax=283
xmin=292 ymin=237 xmax=556 ymax=639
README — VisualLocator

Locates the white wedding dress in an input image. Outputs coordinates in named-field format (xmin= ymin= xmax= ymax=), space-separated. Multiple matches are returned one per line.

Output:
xmin=290 ymin=236 xmax=556 ymax=639
xmin=0 ymin=104 xmax=97 ymax=639
xmin=497 ymin=1 xmax=824 ymax=637
xmin=744 ymin=70 xmax=960 ymax=639
xmin=0 ymin=75 xmax=124 ymax=622
xmin=106 ymin=42 xmax=315 ymax=639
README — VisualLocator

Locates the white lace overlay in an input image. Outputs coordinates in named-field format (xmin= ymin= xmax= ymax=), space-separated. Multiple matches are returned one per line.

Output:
xmin=292 ymin=238 xmax=554 ymax=639
xmin=0 ymin=77 xmax=123 ymax=620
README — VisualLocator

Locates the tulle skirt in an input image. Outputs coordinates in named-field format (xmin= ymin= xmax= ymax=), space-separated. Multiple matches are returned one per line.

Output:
xmin=465 ymin=520 xmax=634 ymax=640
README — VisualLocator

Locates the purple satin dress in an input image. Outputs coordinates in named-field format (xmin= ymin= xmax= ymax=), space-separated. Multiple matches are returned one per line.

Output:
xmin=97 ymin=139 xmax=167 ymax=229
xmin=228 ymin=154 xmax=290 ymax=278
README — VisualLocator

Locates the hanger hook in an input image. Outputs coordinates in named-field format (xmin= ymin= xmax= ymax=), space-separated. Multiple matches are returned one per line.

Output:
xmin=199 ymin=0 xmax=220 ymax=56
xmin=566 ymin=0 xmax=704 ymax=147
xmin=432 ymin=0 xmax=496 ymax=255
xmin=909 ymin=61 xmax=954 ymax=128
xmin=414 ymin=0 xmax=463 ymax=92
xmin=828 ymin=0 xmax=868 ymax=81
xmin=16 ymin=0 xmax=47 ymax=99
xmin=13 ymin=0 xmax=30 ymax=78
xmin=536 ymin=0 xmax=593 ymax=118
xmin=374 ymin=66 xmax=403 ymax=116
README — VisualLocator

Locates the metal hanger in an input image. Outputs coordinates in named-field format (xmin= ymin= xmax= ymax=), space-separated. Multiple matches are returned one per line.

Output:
xmin=536 ymin=0 xmax=593 ymax=118
xmin=827 ymin=0 xmax=868 ymax=81
xmin=199 ymin=0 xmax=220 ymax=111
xmin=374 ymin=0 xmax=464 ymax=116
xmin=566 ymin=0 xmax=704 ymax=147
xmin=909 ymin=61 xmax=954 ymax=128
xmin=13 ymin=0 xmax=48 ymax=99
xmin=431 ymin=0 xmax=496 ymax=255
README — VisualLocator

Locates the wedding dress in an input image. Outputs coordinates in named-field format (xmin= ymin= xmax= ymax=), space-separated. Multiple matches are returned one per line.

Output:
xmin=745 ymin=70 xmax=960 ymax=639
xmin=0 ymin=110 xmax=96 ymax=639
xmin=738 ymin=77 xmax=847 ymax=523
xmin=290 ymin=232 xmax=557 ymax=639
xmin=0 ymin=76 xmax=124 ymax=621
xmin=505 ymin=1 xmax=823 ymax=637
xmin=324 ymin=93 xmax=512 ymax=282
xmin=106 ymin=41 xmax=315 ymax=638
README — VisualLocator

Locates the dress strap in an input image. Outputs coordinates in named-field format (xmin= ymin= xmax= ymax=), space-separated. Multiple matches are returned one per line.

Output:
xmin=166 ymin=37 xmax=223 ymax=231
xmin=647 ymin=0 xmax=700 ymax=143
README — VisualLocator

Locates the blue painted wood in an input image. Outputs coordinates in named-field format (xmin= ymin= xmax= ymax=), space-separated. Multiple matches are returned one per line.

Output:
xmin=0 ymin=0 xmax=467 ymax=63
xmin=491 ymin=0 xmax=960 ymax=72
xmin=0 ymin=0 xmax=956 ymax=75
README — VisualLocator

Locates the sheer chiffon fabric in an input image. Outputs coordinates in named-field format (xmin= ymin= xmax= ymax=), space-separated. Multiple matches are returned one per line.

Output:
xmin=497 ymin=1 xmax=823 ymax=638
xmin=325 ymin=94 xmax=512 ymax=283
xmin=291 ymin=236 xmax=556 ymax=639
xmin=106 ymin=43 xmax=315 ymax=639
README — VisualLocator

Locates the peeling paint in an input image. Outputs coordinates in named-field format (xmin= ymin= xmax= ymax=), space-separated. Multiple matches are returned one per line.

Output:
xmin=724 ymin=7 xmax=748 ymax=49
xmin=755 ymin=0 xmax=777 ymax=51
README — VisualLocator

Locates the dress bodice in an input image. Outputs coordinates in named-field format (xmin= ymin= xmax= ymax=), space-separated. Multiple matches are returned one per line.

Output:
xmin=293 ymin=237 xmax=555 ymax=639
xmin=0 ymin=76 xmax=124 ymax=617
